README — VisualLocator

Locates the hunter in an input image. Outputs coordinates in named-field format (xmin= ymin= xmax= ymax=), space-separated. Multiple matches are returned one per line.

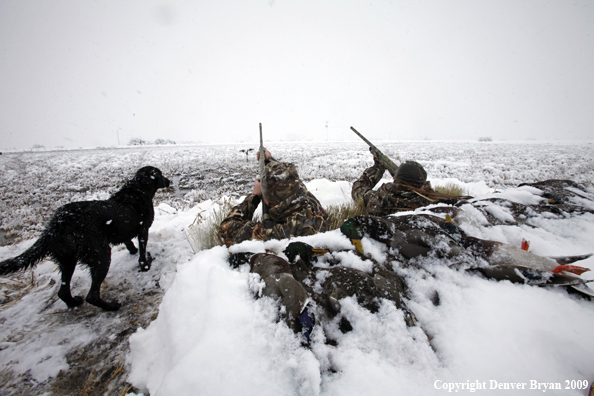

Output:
xmin=218 ymin=148 xmax=329 ymax=246
xmin=352 ymin=149 xmax=436 ymax=216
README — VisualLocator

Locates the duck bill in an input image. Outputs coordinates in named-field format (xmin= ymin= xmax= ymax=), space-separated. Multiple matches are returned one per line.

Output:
xmin=350 ymin=239 xmax=364 ymax=254
xmin=311 ymin=247 xmax=331 ymax=256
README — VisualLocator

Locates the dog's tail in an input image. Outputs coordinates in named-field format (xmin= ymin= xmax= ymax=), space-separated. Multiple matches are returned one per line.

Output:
xmin=0 ymin=236 xmax=51 ymax=276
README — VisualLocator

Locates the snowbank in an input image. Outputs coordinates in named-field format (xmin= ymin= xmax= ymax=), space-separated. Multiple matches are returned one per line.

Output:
xmin=129 ymin=179 xmax=594 ymax=396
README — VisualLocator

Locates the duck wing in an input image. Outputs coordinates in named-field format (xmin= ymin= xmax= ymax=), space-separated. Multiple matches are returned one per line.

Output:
xmin=549 ymin=253 xmax=593 ymax=265
xmin=570 ymin=283 xmax=594 ymax=298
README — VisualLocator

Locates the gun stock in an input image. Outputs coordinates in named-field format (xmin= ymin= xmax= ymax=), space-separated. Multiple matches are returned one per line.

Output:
xmin=350 ymin=126 xmax=399 ymax=177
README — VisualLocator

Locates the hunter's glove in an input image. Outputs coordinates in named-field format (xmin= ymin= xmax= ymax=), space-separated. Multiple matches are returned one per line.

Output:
xmin=369 ymin=147 xmax=382 ymax=166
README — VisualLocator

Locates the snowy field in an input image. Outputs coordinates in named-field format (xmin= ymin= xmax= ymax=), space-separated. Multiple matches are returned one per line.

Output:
xmin=1 ymin=140 xmax=594 ymax=395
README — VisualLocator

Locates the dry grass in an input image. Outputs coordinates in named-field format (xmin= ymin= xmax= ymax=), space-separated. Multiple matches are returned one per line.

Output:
xmin=203 ymin=205 xmax=233 ymax=249
xmin=0 ymin=270 xmax=42 ymax=311
xmin=118 ymin=384 xmax=134 ymax=396
xmin=325 ymin=197 xmax=368 ymax=231
xmin=186 ymin=198 xmax=234 ymax=252
xmin=434 ymin=182 xmax=470 ymax=198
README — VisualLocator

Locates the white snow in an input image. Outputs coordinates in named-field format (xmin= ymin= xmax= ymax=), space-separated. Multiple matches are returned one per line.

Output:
xmin=488 ymin=187 xmax=547 ymax=206
xmin=306 ymin=179 xmax=352 ymax=208
xmin=130 ymin=173 xmax=594 ymax=394
xmin=1 ymin=141 xmax=593 ymax=395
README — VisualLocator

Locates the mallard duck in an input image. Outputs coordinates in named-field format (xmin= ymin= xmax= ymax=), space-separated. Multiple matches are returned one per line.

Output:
xmin=249 ymin=252 xmax=314 ymax=338
xmin=339 ymin=218 xmax=366 ymax=254
xmin=283 ymin=241 xmax=330 ymax=265
xmin=229 ymin=246 xmax=325 ymax=343
xmin=228 ymin=252 xmax=254 ymax=269
xmin=341 ymin=214 xmax=464 ymax=258
xmin=340 ymin=214 xmax=594 ymax=297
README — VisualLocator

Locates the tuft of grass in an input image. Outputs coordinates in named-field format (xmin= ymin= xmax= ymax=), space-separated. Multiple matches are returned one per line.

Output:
xmin=203 ymin=205 xmax=233 ymax=249
xmin=186 ymin=198 xmax=234 ymax=252
xmin=325 ymin=197 xmax=368 ymax=231
xmin=434 ymin=182 xmax=469 ymax=198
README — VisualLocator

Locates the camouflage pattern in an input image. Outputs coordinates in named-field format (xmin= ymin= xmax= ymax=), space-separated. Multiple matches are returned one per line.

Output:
xmin=352 ymin=159 xmax=435 ymax=216
xmin=260 ymin=161 xmax=300 ymax=206
xmin=219 ymin=160 xmax=329 ymax=246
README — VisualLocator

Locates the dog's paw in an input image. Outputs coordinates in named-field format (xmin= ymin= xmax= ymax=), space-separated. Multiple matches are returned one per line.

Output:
xmin=86 ymin=296 xmax=121 ymax=311
xmin=67 ymin=296 xmax=84 ymax=308
xmin=139 ymin=253 xmax=153 ymax=272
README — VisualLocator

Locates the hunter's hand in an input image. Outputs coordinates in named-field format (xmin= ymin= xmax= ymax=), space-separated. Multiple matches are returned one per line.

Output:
xmin=369 ymin=147 xmax=381 ymax=164
xmin=252 ymin=179 xmax=262 ymax=197
xmin=256 ymin=148 xmax=272 ymax=161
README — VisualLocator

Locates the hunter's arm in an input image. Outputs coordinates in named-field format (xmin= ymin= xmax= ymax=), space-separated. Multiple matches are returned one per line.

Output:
xmin=352 ymin=161 xmax=386 ymax=202
xmin=218 ymin=194 xmax=262 ymax=246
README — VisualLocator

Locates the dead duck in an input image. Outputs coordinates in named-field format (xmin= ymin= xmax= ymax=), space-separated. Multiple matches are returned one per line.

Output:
xmin=283 ymin=241 xmax=330 ymax=266
xmin=341 ymin=214 xmax=465 ymax=259
xmin=462 ymin=234 xmax=593 ymax=296
xmin=340 ymin=214 xmax=594 ymax=297
xmin=228 ymin=242 xmax=330 ymax=269
xmin=227 ymin=246 xmax=321 ymax=342
xmin=249 ymin=253 xmax=315 ymax=340
xmin=284 ymin=241 xmax=418 ymax=328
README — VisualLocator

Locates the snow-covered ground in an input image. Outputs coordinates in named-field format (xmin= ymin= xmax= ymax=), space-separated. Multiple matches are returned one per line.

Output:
xmin=1 ymin=141 xmax=594 ymax=395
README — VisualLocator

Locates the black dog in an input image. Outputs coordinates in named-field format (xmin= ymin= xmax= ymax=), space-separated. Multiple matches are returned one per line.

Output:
xmin=0 ymin=166 xmax=170 ymax=311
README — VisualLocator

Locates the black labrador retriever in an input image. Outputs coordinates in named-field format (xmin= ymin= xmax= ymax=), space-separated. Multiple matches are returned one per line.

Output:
xmin=0 ymin=166 xmax=170 ymax=311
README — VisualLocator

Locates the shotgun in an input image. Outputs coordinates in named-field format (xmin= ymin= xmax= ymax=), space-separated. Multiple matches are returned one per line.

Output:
xmin=350 ymin=126 xmax=399 ymax=177
xmin=259 ymin=123 xmax=269 ymax=220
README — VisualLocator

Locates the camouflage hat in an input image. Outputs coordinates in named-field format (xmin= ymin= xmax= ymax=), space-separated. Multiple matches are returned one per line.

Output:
xmin=394 ymin=161 xmax=427 ymax=187
xmin=261 ymin=162 xmax=300 ymax=206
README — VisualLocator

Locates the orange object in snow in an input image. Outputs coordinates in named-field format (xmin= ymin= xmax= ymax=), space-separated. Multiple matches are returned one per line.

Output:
xmin=521 ymin=239 xmax=530 ymax=251
xmin=552 ymin=265 xmax=591 ymax=275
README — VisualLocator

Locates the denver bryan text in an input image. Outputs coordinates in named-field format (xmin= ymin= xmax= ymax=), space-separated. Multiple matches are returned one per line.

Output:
xmin=434 ymin=380 xmax=563 ymax=392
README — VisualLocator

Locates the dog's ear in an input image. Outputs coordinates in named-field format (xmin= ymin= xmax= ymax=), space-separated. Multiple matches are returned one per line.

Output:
xmin=148 ymin=167 xmax=161 ymax=180
xmin=138 ymin=166 xmax=160 ymax=180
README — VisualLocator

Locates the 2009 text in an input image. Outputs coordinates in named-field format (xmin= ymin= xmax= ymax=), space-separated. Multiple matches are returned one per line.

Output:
xmin=433 ymin=379 xmax=591 ymax=392
xmin=564 ymin=380 xmax=589 ymax=390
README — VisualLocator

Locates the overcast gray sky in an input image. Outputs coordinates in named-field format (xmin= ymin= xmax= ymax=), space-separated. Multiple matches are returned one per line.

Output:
xmin=1 ymin=0 xmax=593 ymax=150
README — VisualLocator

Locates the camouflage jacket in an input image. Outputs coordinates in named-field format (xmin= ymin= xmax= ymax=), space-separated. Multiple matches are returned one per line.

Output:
xmin=352 ymin=162 xmax=435 ymax=216
xmin=218 ymin=184 xmax=329 ymax=247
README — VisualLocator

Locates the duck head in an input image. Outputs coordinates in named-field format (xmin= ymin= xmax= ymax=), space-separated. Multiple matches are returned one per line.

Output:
xmin=284 ymin=242 xmax=330 ymax=264
xmin=340 ymin=218 xmax=366 ymax=254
